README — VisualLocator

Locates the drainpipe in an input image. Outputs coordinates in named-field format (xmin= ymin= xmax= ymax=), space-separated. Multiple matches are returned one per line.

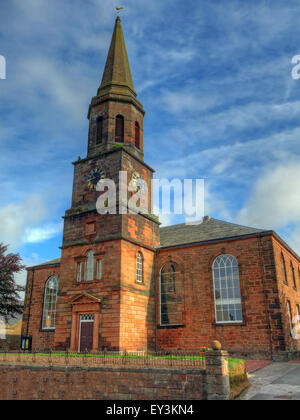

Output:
xmin=154 ymin=249 xmax=158 ymax=352
xmin=258 ymin=234 xmax=273 ymax=360
xmin=26 ymin=269 xmax=34 ymax=338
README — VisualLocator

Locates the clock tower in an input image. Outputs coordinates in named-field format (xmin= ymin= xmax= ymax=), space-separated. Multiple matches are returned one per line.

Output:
xmin=53 ymin=17 xmax=160 ymax=352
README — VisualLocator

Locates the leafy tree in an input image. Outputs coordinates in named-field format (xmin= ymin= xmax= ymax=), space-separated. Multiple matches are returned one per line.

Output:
xmin=0 ymin=244 xmax=25 ymax=323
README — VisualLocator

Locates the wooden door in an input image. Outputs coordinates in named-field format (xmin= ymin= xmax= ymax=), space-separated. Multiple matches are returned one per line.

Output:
xmin=79 ymin=321 xmax=94 ymax=353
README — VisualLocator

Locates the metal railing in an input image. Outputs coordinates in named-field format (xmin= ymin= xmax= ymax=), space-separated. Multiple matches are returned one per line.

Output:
xmin=0 ymin=349 xmax=206 ymax=370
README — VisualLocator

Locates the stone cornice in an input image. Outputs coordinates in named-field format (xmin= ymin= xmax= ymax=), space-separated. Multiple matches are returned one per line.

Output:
xmin=72 ymin=146 xmax=155 ymax=173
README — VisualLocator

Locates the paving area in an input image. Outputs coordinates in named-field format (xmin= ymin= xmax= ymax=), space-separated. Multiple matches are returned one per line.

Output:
xmin=242 ymin=362 xmax=300 ymax=400
xmin=289 ymin=358 xmax=300 ymax=364
xmin=246 ymin=360 xmax=272 ymax=373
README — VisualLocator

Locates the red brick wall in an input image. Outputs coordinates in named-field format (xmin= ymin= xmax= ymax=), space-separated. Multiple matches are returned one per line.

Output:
xmin=0 ymin=364 xmax=205 ymax=400
xmin=21 ymin=266 xmax=60 ymax=351
xmin=272 ymin=237 xmax=300 ymax=352
xmin=23 ymin=232 xmax=300 ymax=358
xmin=55 ymin=240 xmax=123 ymax=351
xmin=0 ymin=336 xmax=20 ymax=351
xmin=156 ymin=236 xmax=274 ymax=358
xmin=119 ymin=240 xmax=156 ymax=351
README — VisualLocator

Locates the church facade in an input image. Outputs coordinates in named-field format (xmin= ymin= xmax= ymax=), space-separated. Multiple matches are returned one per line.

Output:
xmin=22 ymin=17 xmax=300 ymax=359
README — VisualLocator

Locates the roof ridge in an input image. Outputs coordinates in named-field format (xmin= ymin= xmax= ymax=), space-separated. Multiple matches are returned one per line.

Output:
xmin=160 ymin=217 xmax=265 ymax=232
xmin=208 ymin=217 xmax=265 ymax=232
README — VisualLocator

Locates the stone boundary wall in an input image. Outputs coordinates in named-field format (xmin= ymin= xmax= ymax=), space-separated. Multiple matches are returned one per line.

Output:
xmin=0 ymin=350 xmax=230 ymax=400
xmin=0 ymin=364 xmax=206 ymax=400
xmin=0 ymin=336 xmax=20 ymax=351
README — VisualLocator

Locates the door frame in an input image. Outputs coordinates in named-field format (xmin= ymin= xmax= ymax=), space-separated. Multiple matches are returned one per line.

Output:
xmin=78 ymin=314 xmax=95 ymax=353
xmin=69 ymin=294 xmax=101 ymax=353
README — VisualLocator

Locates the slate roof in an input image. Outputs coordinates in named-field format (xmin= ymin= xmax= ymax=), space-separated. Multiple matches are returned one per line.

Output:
xmin=159 ymin=217 xmax=267 ymax=248
xmin=27 ymin=258 xmax=61 ymax=269
xmin=29 ymin=218 xmax=269 ymax=269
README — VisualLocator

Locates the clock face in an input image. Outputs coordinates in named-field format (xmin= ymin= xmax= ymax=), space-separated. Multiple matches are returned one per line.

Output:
xmin=131 ymin=171 xmax=145 ymax=193
xmin=87 ymin=168 xmax=105 ymax=190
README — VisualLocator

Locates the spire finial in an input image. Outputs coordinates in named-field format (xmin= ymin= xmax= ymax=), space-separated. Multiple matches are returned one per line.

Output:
xmin=115 ymin=6 xmax=124 ymax=17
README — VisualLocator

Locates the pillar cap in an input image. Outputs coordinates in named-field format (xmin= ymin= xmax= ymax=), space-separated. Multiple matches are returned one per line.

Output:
xmin=212 ymin=340 xmax=222 ymax=350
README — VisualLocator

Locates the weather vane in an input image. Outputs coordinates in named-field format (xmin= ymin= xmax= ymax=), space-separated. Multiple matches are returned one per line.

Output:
xmin=115 ymin=6 xmax=124 ymax=16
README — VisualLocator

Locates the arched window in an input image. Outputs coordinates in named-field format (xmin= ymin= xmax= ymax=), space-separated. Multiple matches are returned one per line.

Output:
xmin=42 ymin=276 xmax=59 ymax=330
xmin=281 ymin=254 xmax=288 ymax=284
xmin=96 ymin=116 xmax=103 ymax=144
xmin=160 ymin=262 xmax=182 ymax=326
xmin=287 ymin=301 xmax=293 ymax=336
xmin=169 ymin=264 xmax=176 ymax=292
xmin=85 ymin=250 xmax=94 ymax=282
xmin=135 ymin=122 xmax=140 ymax=149
xmin=213 ymin=255 xmax=242 ymax=323
xmin=136 ymin=252 xmax=143 ymax=283
xmin=291 ymin=262 xmax=297 ymax=289
xmin=115 ymin=115 xmax=124 ymax=143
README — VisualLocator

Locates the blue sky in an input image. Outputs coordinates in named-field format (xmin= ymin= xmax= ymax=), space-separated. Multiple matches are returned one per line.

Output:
xmin=1 ymin=0 xmax=300 ymax=287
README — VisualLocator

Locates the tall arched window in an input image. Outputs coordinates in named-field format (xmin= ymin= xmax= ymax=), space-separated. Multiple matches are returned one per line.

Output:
xmin=160 ymin=262 xmax=182 ymax=326
xmin=135 ymin=122 xmax=140 ymax=149
xmin=281 ymin=254 xmax=288 ymax=284
xmin=136 ymin=252 xmax=143 ymax=283
xmin=115 ymin=115 xmax=124 ymax=143
xmin=96 ymin=116 xmax=103 ymax=144
xmin=169 ymin=264 xmax=176 ymax=293
xmin=85 ymin=250 xmax=94 ymax=282
xmin=291 ymin=262 xmax=297 ymax=289
xmin=287 ymin=301 xmax=293 ymax=336
xmin=42 ymin=276 xmax=59 ymax=330
xmin=213 ymin=255 xmax=242 ymax=323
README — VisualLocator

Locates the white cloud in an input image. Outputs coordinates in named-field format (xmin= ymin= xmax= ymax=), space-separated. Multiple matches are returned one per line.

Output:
xmin=160 ymin=88 xmax=220 ymax=114
xmin=18 ymin=56 xmax=94 ymax=121
xmin=0 ymin=194 xmax=61 ymax=250
xmin=23 ymin=222 xmax=63 ymax=244
xmin=13 ymin=254 xmax=44 ymax=300
xmin=237 ymin=162 xmax=300 ymax=230
xmin=0 ymin=194 xmax=46 ymax=249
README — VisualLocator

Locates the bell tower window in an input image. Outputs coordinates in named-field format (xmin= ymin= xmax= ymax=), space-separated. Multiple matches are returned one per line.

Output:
xmin=115 ymin=115 xmax=124 ymax=143
xmin=135 ymin=122 xmax=140 ymax=149
xmin=96 ymin=116 xmax=103 ymax=144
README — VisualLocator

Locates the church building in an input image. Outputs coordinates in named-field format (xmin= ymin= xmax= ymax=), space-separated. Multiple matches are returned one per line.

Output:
xmin=22 ymin=17 xmax=300 ymax=359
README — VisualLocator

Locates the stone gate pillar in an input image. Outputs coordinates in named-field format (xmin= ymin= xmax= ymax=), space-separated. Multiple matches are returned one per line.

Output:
xmin=205 ymin=341 xmax=230 ymax=400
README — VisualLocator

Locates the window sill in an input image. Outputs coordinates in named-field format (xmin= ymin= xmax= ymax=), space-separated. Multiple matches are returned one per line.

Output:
xmin=76 ymin=279 xmax=102 ymax=285
xmin=213 ymin=322 xmax=246 ymax=327
xmin=157 ymin=324 xmax=185 ymax=330
xmin=40 ymin=329 xmax=55 ymax=333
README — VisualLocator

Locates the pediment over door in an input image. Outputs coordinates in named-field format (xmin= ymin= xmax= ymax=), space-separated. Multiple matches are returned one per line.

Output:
xmin=69 ymin=293 xmax=102 ymax=311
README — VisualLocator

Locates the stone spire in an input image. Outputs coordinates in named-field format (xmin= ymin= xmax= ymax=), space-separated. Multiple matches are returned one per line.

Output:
xmin=97 ymin=16 xmax=137 ymax=99
xmin=87 ymin=15 xmax=144 ymax=156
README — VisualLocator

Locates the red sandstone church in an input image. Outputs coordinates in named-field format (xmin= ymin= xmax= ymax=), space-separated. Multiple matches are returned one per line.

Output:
xmin=22 ymin=17 xmax=300 ymax=359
